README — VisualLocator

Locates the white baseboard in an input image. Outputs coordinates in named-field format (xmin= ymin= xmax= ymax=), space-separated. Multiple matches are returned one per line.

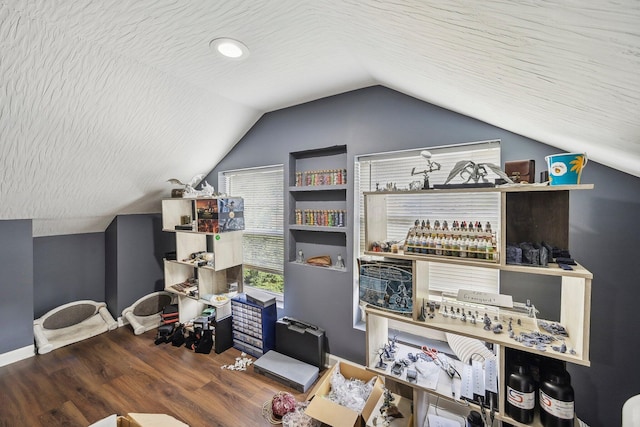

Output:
xmin=0 ymin=344 xmax=35 ymax=367
xmin=326 ymin=353 xmax=363 ymax=369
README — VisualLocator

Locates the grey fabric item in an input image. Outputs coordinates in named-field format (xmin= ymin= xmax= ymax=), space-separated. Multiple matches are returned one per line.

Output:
xmin=42 ymin=303 xmax=97 ymax=329
xmin=133 ymin=294 xmax=173 ymax=316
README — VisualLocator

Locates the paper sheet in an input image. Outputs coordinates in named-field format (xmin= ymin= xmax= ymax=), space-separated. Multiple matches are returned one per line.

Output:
xmin=426 ymin=414 xmax=462 ymax=427
xmin=414 ymin=359 xmax=441 ymax=390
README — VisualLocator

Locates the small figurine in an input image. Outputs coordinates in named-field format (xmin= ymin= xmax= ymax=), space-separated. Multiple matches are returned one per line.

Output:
xmin=383 ymin=345 xmax=395 ymax=361
xmin=334 ymin=254 xmax=345 ymax=269
xmin=391 ymin=361 xmax=404 ymax=376
xmin=411 ymin=150 xmax=441 ymax=190
xmin=296 ymin=249 xmax=305 ymax=263
xmin=376 ymin=348 xmax=388 ymax=369
xmin=418 ymin=299 xmax=426 ymax=322
xmin=552 ymin=342 xmax=567 ymax=353
xmin=199 ymin=181 xmax=215 ymax=197
xmin=167 ymin=174 xmax=205 ymax=197
xmin=406 ymin=368 xmax=418 ymax=383
xmin=379 ymin=389 xmax=394 ymax=415
xmin=483 ymin=314 xmax=492 ymax=331
xmin=389 ymin=334 xmax=399 ymax=352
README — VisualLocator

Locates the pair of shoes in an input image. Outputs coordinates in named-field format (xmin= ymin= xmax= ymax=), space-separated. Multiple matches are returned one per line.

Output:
xmin=154 ymin=323 xmax=176 ymax=345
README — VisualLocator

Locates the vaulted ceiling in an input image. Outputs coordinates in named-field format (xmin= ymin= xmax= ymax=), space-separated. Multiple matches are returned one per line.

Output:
xmin=1 ymin=1 xmax=638 ymax=236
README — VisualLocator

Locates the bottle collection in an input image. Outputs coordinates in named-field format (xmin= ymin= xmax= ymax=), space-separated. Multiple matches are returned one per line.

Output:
xmin=295 ymin=209 xmax=345 ymax=227
xmin=295 ymin=169 xmax=347 ymax=187
xmin=506 ymin=356 xmax=575 ymax=427
xmin=404 ymin=219 xmax=499 ymax=262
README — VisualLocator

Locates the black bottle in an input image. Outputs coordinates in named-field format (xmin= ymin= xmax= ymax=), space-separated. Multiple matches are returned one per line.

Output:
xmin=506 ymin=363 xmax=536 ymax=423
xmin=539 ymin=369 xmax=575 ymax=427
xmin=466 ymin=410 xmax=483 ymax=427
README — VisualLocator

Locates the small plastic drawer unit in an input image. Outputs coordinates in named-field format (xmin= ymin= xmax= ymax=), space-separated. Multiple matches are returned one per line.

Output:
xmin=231 ymin=293 xmax=276 ymax=357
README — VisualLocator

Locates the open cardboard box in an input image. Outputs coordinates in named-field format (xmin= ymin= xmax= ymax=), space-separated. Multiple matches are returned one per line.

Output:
xmin=305 ymin=361 xmax=384 ymax=427
xmin=89 ymin=413 xmax=188 ymax=427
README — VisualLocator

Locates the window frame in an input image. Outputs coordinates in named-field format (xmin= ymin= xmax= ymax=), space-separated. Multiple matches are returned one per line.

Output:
xmin=219 ymin=165 xmax=285 ymax=301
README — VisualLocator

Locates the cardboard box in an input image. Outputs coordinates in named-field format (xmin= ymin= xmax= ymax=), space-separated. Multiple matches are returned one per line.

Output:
xmin=118 ymin=413 xmax=188 ymax=427
xmin=89 ymin=413 xmax=188 ymax=427
xmin=305 ymin=362 xmax=384 ymax=427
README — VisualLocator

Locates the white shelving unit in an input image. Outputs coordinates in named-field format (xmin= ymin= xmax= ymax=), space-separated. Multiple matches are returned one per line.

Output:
xmin=162 ymin=197 xmax=243 ymax=329
xmin=362 ymin=184 xmax=593 ymax=426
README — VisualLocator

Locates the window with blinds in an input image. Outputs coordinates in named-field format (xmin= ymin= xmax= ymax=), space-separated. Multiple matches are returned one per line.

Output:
xmin=355 ymin=140 xmax=502 ymax=295
xmin=219 ymin=165 xmax=284 ymax=295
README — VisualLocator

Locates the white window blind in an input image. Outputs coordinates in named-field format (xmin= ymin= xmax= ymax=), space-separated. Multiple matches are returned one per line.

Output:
xmin=356 ymin=141 xmax=501 ymax=295
xmin=219 ymin=165 xmax=284 ymax=276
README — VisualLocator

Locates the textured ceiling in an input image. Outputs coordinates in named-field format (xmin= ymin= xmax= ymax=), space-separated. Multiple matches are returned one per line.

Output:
xmin=1 ymin=1 xmax=638 ymax=236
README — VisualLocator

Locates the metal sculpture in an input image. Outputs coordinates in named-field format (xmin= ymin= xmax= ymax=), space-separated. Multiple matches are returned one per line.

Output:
xmin=411 ymin=150 xmax=441 ymax=189
xmin=443 ymin=161 xmax=514 ymax=185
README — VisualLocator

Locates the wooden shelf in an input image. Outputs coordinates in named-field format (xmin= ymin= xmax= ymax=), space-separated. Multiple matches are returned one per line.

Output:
xmin=363 ymin=251 xmax=593 ymax=279
xmin=289 ymin=224 xmax=347 ymax=233
xmin=162 ymin=197 xmax=243 ymax=339
xmin=289 ymin=184 xmax=347 ymax=192
xmin=365 ymin=341 xmax=469 ymax=404
xmin=364 ymin=183 xmax=593 ymax=196
xmin=365 ymin=392 xmax=413 ymax=427
xmin=162 ymin=228 xmax=219 ymax=236
xmin=362 ymin=173 xmax=592 ymax=425
xmin=288 ymin=260 xmax=347 ymax=272
xmin=497 ymin=409 xmax=580 ymax=427
xmin=366 ymin=306 xmax=589 ymax=366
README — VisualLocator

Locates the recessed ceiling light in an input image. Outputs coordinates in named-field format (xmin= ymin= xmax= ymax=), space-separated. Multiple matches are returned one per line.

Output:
xmin=209 ymin=38 xmax=249 ymax=60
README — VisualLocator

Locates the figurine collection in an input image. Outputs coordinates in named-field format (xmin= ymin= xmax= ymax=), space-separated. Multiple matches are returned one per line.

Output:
xmin=415 ymin=296 xmax=574 ymax=356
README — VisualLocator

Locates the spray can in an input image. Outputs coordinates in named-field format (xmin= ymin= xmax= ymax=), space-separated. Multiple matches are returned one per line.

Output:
xmin=506 ymin=363 xmax=536 ymax=423
xmin=539 ymin=369 xmax=575 ymax=427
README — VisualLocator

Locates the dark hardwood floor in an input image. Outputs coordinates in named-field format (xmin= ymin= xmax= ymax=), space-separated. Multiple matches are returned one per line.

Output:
xmin=0 ymin=326 xmax=315 ymax=426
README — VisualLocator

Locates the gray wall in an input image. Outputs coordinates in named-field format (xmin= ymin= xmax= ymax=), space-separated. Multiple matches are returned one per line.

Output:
xmin=34 ymin=233 xmax=105 ymax=318
xmin=32 ymin=214 xmax=170 ymax=321
xmin=210 ymin=85 xmax=640 ymax=425
xmin=0 ymin=214 xmax=172 ymax=357
xmin=105 ymin=214 xmax=174 ymax=318
xmin=0 ymin=220 xmax=34 ymax=353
